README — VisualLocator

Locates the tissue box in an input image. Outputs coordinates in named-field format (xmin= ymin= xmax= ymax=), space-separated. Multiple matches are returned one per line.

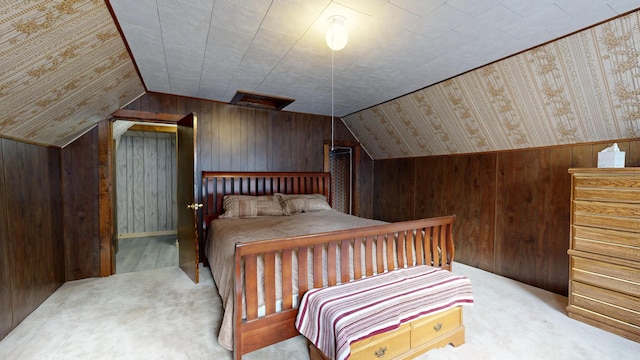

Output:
xmin=597 ymin=151 xmax=625 ymax=168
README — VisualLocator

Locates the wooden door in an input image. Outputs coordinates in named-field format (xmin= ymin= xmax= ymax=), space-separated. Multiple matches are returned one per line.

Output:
xmin=177 ymin=113 xmax=199 ymax=283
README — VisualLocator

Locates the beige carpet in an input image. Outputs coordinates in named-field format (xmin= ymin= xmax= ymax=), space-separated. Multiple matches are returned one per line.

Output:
xmin=0 ymin=263 xmax=638 ymax=359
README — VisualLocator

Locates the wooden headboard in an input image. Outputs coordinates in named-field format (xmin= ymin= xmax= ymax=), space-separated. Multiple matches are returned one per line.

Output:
xmin=201 ymin=171 xmax=331 ymax=231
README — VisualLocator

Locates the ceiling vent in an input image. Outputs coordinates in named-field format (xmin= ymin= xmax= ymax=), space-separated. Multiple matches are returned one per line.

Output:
xmin=230 ymin=90 xmax=294 ymax=110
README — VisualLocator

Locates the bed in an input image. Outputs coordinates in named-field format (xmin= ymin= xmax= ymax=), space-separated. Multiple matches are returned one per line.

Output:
xmin=201 ymin=171 xmax=464 ymax=359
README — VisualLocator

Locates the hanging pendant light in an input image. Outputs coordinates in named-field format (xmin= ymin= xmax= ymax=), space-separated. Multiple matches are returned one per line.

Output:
xmin=326 ymin=15 xmax=348 ymax=153
xmin=326 ymin=15 xmax=348 ymax=51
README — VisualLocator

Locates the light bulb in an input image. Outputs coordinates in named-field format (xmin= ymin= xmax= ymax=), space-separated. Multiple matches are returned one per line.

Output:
xmin=326 ymin=16 xmax=348 ymax=51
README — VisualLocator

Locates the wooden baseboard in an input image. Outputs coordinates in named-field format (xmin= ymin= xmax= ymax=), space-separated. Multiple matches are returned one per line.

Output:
xmin=118 ymin=230 xmax=177 ymax=239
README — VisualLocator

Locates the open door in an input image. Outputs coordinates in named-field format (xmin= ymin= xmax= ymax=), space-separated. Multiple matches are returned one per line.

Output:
xmin=177 ymin=113 xmax=200 ymax=283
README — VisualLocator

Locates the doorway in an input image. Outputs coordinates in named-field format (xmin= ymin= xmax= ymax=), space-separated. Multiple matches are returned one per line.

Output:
xmin=113 ymin=121 xmax=178 ymax=274
xmin=324 ymin=142 xmax=362 ymax=216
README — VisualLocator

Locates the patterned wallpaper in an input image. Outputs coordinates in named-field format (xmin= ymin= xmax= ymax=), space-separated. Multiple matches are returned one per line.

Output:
xmin=343 ymin=10 xmax=640 ymax=160
xmin=0 ymin=0 xmax=144 ymax=147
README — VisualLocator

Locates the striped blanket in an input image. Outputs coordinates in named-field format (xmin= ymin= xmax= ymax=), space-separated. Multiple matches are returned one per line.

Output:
xmin=295 ymin=265 xmax=474 ymax=360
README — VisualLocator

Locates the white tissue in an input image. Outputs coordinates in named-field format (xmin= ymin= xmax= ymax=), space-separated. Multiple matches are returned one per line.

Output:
xmin=599 ymin=143 xmax=620 ymax=152
xmin=597 ymin=143 xmax=625 ymax=168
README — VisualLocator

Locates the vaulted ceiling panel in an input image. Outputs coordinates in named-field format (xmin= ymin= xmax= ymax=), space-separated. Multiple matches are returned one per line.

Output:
xmin=343 ymin=11 xmax=640 ymax=159
xmin=0 ymin=0 xmax=144 ymax=147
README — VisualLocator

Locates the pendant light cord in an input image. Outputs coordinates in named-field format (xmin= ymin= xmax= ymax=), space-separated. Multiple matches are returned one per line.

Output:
xmin=331 ymin=47 xmax=335 ymax=152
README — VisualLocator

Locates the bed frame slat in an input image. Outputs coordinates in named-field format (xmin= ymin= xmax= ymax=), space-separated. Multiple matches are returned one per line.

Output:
xmin=365 ymin=236 xmax=374 ymax=277
xmin=386 ymin=233 xmax=395 ymax=271
xmin=313 ymin=244 xmax=323 ymax=288
xmin=406 ymin=231 xmax=415 ymax=266
xmin=376 ymin=235 xmax=385 ymax=274
xmin=245 ymin=254 xmax=258 ymax=321
xmin=328 ymin=242 xmax=337 ymax=286
xmin=281 ymin=249 xmax=293 ymax=310
xmin=341 ymin=240 xmax=351 ymax=283
xmin=297 ymin=247 xmax=309 ymax=296
xmin=264 ymin=252 xmax=276 ymax=315
xmin=416 ymin=229 xmax=425 ymax=266
xmin=397 ymin=231 xmax=406 ymax=268
xmin=431 ymin=227 xmax=439 ymax=267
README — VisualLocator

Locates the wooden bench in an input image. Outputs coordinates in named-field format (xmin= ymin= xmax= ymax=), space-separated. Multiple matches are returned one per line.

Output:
xmin=296 ymin=266 xmax=473 ymax=360
xmin=308 ymin=306 xmax=466 ymax=360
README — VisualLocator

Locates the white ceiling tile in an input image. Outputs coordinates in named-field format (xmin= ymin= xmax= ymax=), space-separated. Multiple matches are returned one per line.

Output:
xmin=390 ymin=0 xmax=447 ymax=16
xmin=454 ymin=4 xmax=522 ymax=34
xmin=359 ymin=2 xmax=422 ymax=37
xmin=278 ymin=0 xmax=331 ymax=14
xmin=335 ymin=0 xmax=388 ymax=15
xmin=110 ymin=0 xmax=159 ymax=30
xmin=226 ymin=0 xmax=273 ymax=13
xmin=121 ymin=24 xmax=166 ymax=59
xmin=554 ymin=0 xmax=619 ymax=25
xmin=355 ymin=30 xmax=427 ymax=69
xmin=499 ymin=0 xmax=555 ymax=16
xmin=143 ymin=69 xmax=172 ymax=93
xmin=250 ymin=27 xmax=298 ymax=55
xmin=421 ymin=29 xmax=474 ymax=55
xmin=158 ymin=1 xmax=212 ymax=47
xmin=458 ymin=29 xmax=520 ymax=63
xmin=210 ymin=0 xmax=264 ymax=34
xmin=408 ymin=4 xmax=472 ymax=40
xmin=447 ymin=0 xmax=501 ymax=16
xmin=607 ymin=0 xmax=640 ymax=14
xmin=261 ymin=1 xmax=319 ymax=38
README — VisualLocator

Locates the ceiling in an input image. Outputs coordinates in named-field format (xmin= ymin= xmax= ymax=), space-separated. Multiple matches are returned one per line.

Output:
xmin=1 ymin=1 xmax=638 ymax=154
xmin=108 ymin=0 xmax=639 ymax=118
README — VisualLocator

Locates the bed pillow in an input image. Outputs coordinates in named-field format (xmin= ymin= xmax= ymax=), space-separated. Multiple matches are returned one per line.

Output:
xmin=219 ymin=195 xmax=285 ymax=218
xmin=275 ymin=193 xmax=331 ymax=215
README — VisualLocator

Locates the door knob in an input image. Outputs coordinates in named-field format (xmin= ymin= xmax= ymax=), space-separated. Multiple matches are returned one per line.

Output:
xmin=187 ymin=203 xmax=203 ymax=209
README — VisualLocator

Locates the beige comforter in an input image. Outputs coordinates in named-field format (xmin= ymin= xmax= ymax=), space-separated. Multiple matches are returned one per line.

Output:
xmin=205 ymin=210 xmax=386 ymax=350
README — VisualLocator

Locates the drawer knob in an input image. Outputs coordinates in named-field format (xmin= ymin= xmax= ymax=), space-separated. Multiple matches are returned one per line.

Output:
xmin=434 ymin=322 xmax=443 ymax=332
xmin=374 ymin=346 xmax=387 ymax=358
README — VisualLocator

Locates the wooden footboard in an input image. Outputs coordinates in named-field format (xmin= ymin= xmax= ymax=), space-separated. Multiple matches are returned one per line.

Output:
xmin=233 ymin=215 xmax=455 ymax=359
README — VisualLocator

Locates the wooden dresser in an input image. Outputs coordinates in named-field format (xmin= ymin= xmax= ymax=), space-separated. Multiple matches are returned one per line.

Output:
xmin=567 ymin=168 xmax=640 ymax=342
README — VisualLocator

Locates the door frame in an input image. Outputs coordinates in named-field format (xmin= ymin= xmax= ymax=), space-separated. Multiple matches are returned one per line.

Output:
xmin=323 ymin=140 xmax=363 ymax=216
xmin=102 ymin=110 xmax=185 ymax=276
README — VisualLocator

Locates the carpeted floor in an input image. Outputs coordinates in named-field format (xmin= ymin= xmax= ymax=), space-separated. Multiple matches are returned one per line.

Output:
xmin=0 ymin=263 xmax=638 ymax=359
xmin=115 ymin=235 xmax=178 ymax=274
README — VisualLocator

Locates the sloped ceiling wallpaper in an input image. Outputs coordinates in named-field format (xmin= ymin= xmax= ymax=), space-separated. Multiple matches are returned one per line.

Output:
xmin=344 ymin=10 xmax=640 ymax=159
xmin=0 ymin=0 xmax=144 ymax=148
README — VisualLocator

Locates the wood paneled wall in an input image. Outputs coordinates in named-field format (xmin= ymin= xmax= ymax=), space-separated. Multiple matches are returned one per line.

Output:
xmin=124 ymin=92 xmax=360 ymax=172
xmin=373 ymin=139 xmax=640 ymax=295
xmin=116 ymin=131 xmax=176 ymax=236
xmin=123 ymin=93 xmax=373 ymax=259
xmin=0 ymin=138 xmax=64 ymax=339
xmin=1 ymin=122 xmax=111 ymax=341
xmin=0 ymin=139 xmax=9 ymax=339
xmin=61 ymin=127 xmax=102 ymax=280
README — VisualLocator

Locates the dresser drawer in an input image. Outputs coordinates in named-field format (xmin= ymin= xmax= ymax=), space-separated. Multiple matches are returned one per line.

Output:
xmin=573 ymin=225 xmax=640 ymax=263
xmin=567 ymin=305 xmax=640 ymax=343
xmin=350 ymin=322 xmax=411 ymax=360
xmin=571 ymin=256 xmax=640 ymax=297
xmin=573 ymin=200 xmax=640 ymax=233
xmin=571 ymin=281 xmax=640 ymax=327
xmin=411 ymin=307 xmax=462 ymax=347
xmin=573 ymin=175 xmax=640 ymax=203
